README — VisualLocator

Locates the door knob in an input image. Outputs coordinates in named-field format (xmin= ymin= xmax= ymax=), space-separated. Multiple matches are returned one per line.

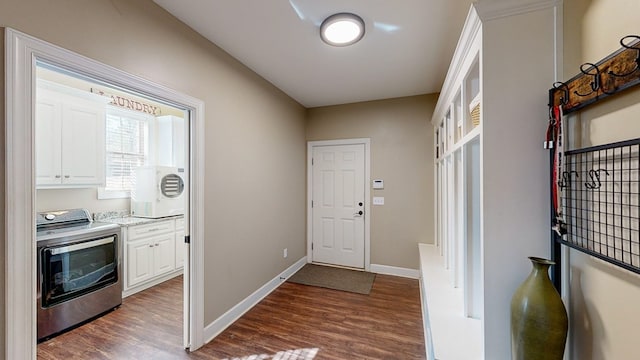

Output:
xmin=354 ymin=210 xmax=363 ymax=216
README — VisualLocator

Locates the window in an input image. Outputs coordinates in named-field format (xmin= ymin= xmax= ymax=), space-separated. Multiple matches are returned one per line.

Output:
xmin=100 ymin=107 xmax=151 ymax=198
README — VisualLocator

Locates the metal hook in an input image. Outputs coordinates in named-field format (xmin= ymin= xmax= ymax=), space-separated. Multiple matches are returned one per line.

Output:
xmin=558 ymin=170 xmax=579 ymax=189
xmin=552 ymin=81 xmax=569 ymax=105
xmin=574 ymin=63 xmax=601 ymax=97
xmin=585 ymin=169 xmax=610 ymax=190
xmin=608 ymin=35 xmax=640 ymax=77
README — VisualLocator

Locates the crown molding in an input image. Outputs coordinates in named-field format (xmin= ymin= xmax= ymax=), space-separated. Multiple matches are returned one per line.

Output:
xmin=475 ymin=0 xmax=562 ymax=21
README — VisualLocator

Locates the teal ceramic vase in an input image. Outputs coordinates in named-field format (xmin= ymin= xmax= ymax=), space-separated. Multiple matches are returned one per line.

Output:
xmin=510 ymin=257 xmax=568 ymax=360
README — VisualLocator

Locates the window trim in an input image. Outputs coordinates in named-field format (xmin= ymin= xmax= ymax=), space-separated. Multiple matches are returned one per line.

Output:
xmin=97 ymin=187 xmax=130 ymax=200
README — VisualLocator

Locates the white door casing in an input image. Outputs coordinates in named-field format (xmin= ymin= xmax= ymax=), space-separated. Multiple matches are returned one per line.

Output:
xmin=4 ymin=28 xmax=206 ymax=359
xmin=307 ymin=139 xmax=370 ymax=270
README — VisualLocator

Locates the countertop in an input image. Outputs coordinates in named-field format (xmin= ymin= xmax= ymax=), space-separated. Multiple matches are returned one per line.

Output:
xmin=100 ymin=214 xmax=184 ymax=227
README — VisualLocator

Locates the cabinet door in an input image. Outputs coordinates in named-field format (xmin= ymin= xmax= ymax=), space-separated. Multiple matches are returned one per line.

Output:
xmin=35 ymin=96 xmax=62 ymax=185
xmin=127 ymin=239 xmax=154 ymax=287
xmin=153 ymin=233 xmax=176 ymax=276
xmin=156 ymin=115 xmax=185 ymax=168
xmin=61 ymin=99 xmax=105 ymax=185
xmin=175 ymin=229 xmax=185 ymax=269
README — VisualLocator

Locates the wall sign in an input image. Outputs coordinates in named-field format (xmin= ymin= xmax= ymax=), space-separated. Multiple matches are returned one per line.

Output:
xmin=91 ymin=88 xmax=161 ymax=116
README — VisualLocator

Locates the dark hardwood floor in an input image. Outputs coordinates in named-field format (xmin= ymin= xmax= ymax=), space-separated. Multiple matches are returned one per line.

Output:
xmin=38 ymin=273 xmax=425 ymax=360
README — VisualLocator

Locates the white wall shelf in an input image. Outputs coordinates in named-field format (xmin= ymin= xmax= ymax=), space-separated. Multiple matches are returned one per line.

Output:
xmin=419 ymin=244 xmax=482 ymax=360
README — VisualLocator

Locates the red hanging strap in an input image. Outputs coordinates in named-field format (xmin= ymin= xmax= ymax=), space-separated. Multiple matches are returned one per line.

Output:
xmin=551 ymin=105 xmax=567 ymax=235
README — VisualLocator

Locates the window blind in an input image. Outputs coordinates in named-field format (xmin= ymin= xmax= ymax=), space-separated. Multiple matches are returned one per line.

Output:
xmin=105 ymin=112 xmax=148 ymax=191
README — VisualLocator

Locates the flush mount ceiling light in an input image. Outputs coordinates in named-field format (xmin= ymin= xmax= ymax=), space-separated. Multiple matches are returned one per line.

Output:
xmin=320 ymin=13 xmax=365 ymax=47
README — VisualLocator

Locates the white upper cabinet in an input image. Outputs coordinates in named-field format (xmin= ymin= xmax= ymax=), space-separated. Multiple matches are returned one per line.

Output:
xmin=35 ymin=94 xmax=63 ymax=185
xmin=155 ymin=115 xmax=185 ymax=169
xmin=36 ymin=80 xmax=110 ymax=188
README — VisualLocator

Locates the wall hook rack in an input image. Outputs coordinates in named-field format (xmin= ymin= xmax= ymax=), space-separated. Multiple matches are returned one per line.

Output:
xmin=549 ymin=34 xmax=640 ymax=114
xmin=547 ymin=35 xmax=640 ymax=290
xmin=608 ymin=35 xmax=640 ymax=77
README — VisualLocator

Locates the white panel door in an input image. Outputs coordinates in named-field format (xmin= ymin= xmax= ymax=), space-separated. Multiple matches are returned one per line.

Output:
xmin=312 ymin=144 xmax=365 ymax=268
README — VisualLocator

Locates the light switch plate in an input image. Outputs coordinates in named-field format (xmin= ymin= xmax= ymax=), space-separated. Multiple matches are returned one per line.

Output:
xmin=373 ymin=179 xmax=384 ymax=189
xmin=373 ymin=197 xmax=384 ymax=205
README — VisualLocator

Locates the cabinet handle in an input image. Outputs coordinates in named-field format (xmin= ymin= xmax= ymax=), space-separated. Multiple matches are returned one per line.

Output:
xmin=64 ymin=175 xmax=70 ymax=178
xmin=55 ymin=175 xmax=61 ymax=178
xmin=148 ymin=244 xmax=154 ymax=248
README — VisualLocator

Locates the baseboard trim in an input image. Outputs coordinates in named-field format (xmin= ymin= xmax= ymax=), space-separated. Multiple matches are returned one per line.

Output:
xmin=122 ymin=269 xmax=183 ymax=298
xmin=370 ymin=264 xmax=420 ymax=279
xmin=203 ymin=257 xmax=307 ymax=343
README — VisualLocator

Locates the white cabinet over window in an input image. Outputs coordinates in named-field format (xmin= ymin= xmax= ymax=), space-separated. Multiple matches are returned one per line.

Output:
xmin=36 ymin=80 xmax=110 ymax=188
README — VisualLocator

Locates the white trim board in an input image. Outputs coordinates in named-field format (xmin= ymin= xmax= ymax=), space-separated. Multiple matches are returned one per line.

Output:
xmin=4 ymin=28 xmax=206 ymax=358
xmin=203 ymin=257 xmax=307 ymax=343
xmin=306 ymin=138 xmax=371 ymax=271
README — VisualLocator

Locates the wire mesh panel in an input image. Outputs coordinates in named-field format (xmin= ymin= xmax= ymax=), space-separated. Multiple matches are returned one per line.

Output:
xmin=560 ymin=138 xmax=640 ymax=273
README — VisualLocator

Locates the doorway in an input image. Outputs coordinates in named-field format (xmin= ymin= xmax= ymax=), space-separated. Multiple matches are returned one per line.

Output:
xmin=5 ymin=28 xmax=205 ymax=359
xmin=306 ymin=139 xmax=371 ymax=270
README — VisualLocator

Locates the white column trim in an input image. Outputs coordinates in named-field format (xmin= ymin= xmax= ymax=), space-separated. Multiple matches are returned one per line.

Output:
xmin=4 ymin=28 xmax=206 ymax=358
xmin=431 ymin=5 xmax=481 ymax=126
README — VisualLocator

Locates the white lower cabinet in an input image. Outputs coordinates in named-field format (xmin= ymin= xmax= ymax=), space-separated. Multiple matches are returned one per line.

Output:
xmin=124 ymin=217 xmax=184 ymax=297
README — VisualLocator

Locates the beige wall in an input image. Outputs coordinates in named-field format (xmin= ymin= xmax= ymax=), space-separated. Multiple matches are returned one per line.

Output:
xmin=564 ymin=0 xmax=640 ymax=358
xmin=0 ymin=26 xmax=5 ymax=358
xmin=0 ymin=0 xmax=306 ymax=343
xmin=306 ymin=95 xmax=437 ymax=269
